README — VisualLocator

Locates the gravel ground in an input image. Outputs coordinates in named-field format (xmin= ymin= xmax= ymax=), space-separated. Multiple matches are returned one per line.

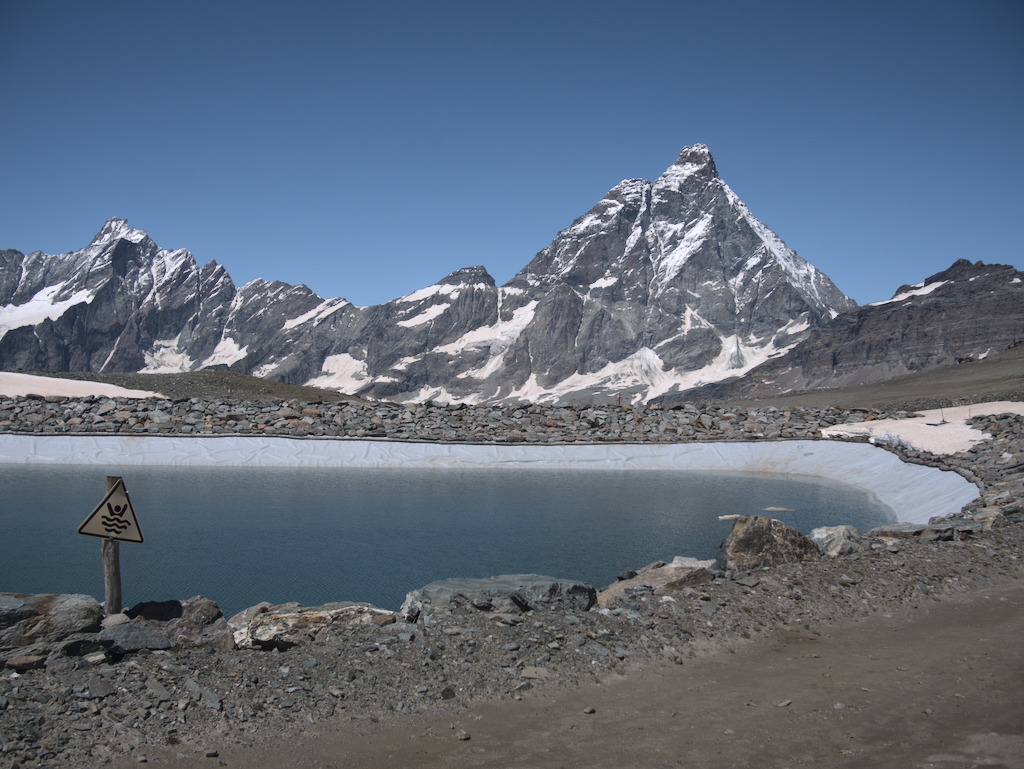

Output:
xmin=1 ymin=411 xmax=1022 ymax=768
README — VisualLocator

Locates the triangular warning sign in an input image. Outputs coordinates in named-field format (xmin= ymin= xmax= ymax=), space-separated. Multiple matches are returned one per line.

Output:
xmin=78 ymin=478 xmax=144 ymax=543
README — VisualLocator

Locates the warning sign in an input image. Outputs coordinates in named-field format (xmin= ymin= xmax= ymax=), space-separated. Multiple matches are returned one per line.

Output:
xmin=78 ymin=477 xmax=144 ymax=543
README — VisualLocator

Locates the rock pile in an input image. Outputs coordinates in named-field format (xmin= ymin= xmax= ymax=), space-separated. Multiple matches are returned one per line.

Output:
xmin=0 ymin=394 xmax=912 ymax=443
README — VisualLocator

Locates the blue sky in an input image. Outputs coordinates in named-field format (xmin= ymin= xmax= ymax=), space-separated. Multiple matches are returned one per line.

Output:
xmin=2 ymin=1 xmax=1021 ymax=306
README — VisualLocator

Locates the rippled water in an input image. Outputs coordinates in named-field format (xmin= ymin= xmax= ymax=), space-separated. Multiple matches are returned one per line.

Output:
xmin=0 ymin=464 xmax=894 ymax=616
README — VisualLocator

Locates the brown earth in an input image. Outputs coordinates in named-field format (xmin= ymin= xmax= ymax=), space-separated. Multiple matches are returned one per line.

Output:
xmin=114 ymin=579 xmax=1024 ymax=769
xmin=726 ymin=342 xmax=1024 ymax=412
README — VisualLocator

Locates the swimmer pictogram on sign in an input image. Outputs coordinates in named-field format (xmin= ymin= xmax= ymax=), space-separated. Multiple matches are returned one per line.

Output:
xmin=78 ymin=477 xmax=143 ymax=543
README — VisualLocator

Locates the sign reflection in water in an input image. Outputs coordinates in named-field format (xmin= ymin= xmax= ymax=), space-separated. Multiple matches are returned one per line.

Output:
xmin=0 ymin=464 xmax=894 ymax=616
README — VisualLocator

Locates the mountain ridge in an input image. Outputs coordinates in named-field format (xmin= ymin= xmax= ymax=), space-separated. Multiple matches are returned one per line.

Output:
xmin=0 ymin=145 xmax=884 ymax=404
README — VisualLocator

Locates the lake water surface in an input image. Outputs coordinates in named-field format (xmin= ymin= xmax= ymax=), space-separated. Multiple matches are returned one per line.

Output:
xmin=1 ymin=465 xmax=894 ymax=616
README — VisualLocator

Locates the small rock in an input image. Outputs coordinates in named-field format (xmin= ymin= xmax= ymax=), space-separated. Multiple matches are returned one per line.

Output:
xmin=4 ymin=654 xmax=46 ymax=672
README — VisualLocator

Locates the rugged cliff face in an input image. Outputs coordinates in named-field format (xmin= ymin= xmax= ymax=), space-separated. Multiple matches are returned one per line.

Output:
xmin=0 ymin=146 xmax=858 ymax=404
xmin=671 ymin=259 xmax=1024 ymax=403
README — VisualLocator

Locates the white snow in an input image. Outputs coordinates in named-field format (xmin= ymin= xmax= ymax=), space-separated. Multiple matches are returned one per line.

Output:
xmin=201 ymin=337 xmax=248 ymax=368
xmin=304 ymin=353 xmax=369 ymax=391
xmin=251 ymin=362 xmax=280 ymax=378
xmin=395 ymin=283 xmax=461 ymax=304
xmin=389 ymin=356 xmax=421 ymax=372
xmin=780 ymin=317 xmax=810 ymax=335
xmin=869 ymin=280 xmax=948 ymax=306
xmin=500 ymin=327 xmax=799 ymax=405
xmin=656 ymin=160 xmax=705 ymax=188
xmin=94 ymin=219 xmax=148 ymax=245
xmin=0 ymin=284 xmax=96 ymax=339
xmin=282 ymin=298 xmax=349 ymax=330
xmin=0 ymin=372 xmax=163 ymax=398
xmin=590 ymin=276 xmax=618 ymax=289
xmin=650 ymin=213 xmax=714 ymax=287
xmin=434 ymin=299 xmax=538 ymax=358
xmin=140 ymin=335 xmax=196 ymax=373
xmin=397 ymin=302 xmax=451 ymax=327
xmin=821 ymin=402 xmax=1024 ymax=455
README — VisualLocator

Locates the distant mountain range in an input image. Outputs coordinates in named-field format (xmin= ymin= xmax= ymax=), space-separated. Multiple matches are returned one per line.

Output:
xmin=2 ymin=145 xmax=1020 ymax=404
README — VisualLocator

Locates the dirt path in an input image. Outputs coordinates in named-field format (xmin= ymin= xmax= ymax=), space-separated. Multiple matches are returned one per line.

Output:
xmin=122 ymin=579 xmax=1024 ymax=769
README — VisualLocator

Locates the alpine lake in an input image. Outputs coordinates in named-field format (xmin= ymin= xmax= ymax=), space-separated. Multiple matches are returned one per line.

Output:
xmin=0 ymin=464 xmax=894 ymax=617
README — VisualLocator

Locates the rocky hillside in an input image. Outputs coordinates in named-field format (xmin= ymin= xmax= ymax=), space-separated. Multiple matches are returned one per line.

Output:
xmin=0 ymin=146 xmax=854 ymax=404
xmin=668 ymin=259 xmax=1024 ymax=404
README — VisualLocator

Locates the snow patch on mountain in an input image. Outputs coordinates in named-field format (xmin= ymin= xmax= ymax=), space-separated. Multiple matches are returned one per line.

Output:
xmin=283 ymin=298 xmax=349 ymax=330
xmin=869 ymin=280 xmax=947 ymax=306
xmin=434 ymin=300 xmax=538 ymax=356
xmin=0 ymin=284 xmax=95 ymax=339
xmin=398 ymin=302 xmax=451 ymax=327
xmin=306 ymin=353 xmax=370 ymax=390
xmin=142 ymin=335 xmax=195 ymax=373
xmin=201 ymin=337 xmax=248 ymax=368
xmin=652 ymin=212 xmax=714 ymax=286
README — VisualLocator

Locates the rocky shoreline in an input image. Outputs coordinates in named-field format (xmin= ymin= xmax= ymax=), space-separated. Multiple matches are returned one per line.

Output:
xmin=1 ymin=403 xmax=1022 ymax=768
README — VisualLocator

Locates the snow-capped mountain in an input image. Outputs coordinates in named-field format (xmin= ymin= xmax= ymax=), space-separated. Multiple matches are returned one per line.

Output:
xmin=670 ymin=259 xmax=1024 ymax=403
xmin=0 ymin=145 xmax=857 ymax=404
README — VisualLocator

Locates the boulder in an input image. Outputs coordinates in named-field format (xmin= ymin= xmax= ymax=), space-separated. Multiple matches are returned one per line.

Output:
xmin=598 ymin=558 xmax=714 ymax=608
xmin=96 ymin=623 xmax=174 ymax=653
xmin=4 ymin=654 xmax=46 ymax=672
xmin=970 ymin=510 xmax=1011 ymax=531
xmin=227 ymin=601 xmax=274 ymax=648
xmin=238 ymin=602 xmax=399 ymax=650
xmin=125 ymin=595 xmax=231 ymax=648
xmin=715 ymin=516 xmax=819 ymax=572
xmin=809 ymin=525 xmax=869 ymax=557
xmin=0 ymin=593 xmax=103 ymax=651
xmin=401 ymin=574 xmax=597 ymax=622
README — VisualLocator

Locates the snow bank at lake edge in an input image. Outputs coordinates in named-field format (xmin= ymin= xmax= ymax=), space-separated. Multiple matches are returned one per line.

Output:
xmin=0 ymin=435 xmax=977 ymax=525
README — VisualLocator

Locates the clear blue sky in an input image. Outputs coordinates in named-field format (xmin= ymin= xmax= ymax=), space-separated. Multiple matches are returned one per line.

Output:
xmin=2 ymin=1 xmax=1021 ymax=306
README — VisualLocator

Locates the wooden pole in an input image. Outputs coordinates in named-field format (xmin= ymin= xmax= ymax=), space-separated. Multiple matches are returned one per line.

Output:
xmin=102 ymin=476 xmax=122 ymax=615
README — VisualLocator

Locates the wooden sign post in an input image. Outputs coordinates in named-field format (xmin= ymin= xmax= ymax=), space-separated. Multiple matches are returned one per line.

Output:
xmin=102 ymin=524 xmax=121 ymax=614
xmin=78 ymin=475 xmax=144 ymax=615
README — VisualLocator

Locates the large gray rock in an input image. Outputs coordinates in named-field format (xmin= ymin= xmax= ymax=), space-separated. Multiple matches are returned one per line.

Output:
xmin=598 ymin=557 xmax=714 ymax=608
xmin=401 ymin=574 xmax=597 ymax=622
xmin=0 ymin=593 xmax=103 ymax=651
xmin=125 ymin=595 xmax=231 ymax=649
xmin=97 ymin=623 xmax=174 ymax=652
xmin=715 ymin=516 xmax=819 ymax=573
xmin=809 ymin=525 xmax=869 ymax=557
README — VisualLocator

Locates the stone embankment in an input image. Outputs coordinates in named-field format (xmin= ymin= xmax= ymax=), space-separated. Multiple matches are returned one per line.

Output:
xmin=1 ymin=401 xmax=1022 ymax=768
xmin=0 ymin=394 xmax=912 ymax=443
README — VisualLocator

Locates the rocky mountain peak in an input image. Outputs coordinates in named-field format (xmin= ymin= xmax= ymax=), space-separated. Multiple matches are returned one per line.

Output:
xmin=91 ymin=218 xmax=150 ymax=247
xmin=438 ymin=266 xmax=496 ymax=287
xmin=672 ymin=143 xmax=718 ymax=178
